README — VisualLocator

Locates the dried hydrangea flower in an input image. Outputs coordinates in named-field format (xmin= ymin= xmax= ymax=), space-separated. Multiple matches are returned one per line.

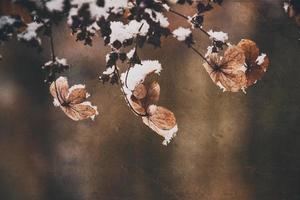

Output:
xmin=50 ymin=76 xmax=98 ymax=121
xmin=203 ymin=46 xmax=247 ymax=92
xmin=237 ymin=39 xmax=270 ymax=87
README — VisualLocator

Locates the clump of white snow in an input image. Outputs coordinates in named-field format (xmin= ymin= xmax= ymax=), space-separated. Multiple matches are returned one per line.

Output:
xmin=120 ymin=60 xmax=162 ymax=91
xmin=0 ymin=16 xmax=16 ymax=29
xmin=172 ymin=27 xmax=192 ymax=41
xmin=208 ymin=30 xmax=228 ymax=43
xmin=109 ymin=20 xmax=149 ymax=46
xmin=17 ymin=22 xmax=43 ymax=44
xmin=45 ymin=0 xmax=64 ymax=12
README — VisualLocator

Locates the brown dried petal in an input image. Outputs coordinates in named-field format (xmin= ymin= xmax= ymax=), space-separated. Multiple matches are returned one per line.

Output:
xmin=61 ymin=102 xmax=98 ymax=121
xmin=246 ymin=55 xmax=270 ymax=87
xmin=130 ymin=96 xmax=146 ymax=115
xmin=50 ymin=76 xmax=69 ymax=104
xmin=67 ymin=85 xmax=88 ymax=104
xmin=223 ymin=46 xmax=246 ymax=72
xmin=237 ymin=39 xmax=260 ymax=66
xmin=215 ymin=70 xmax=247 ymax=92
xmin=147 ymin=106 xmax=177 ymax=130
xmin=146 ymin=81 xmax=160 ymax=105
xmin=133 ymin=83 xmax=147 ymax=100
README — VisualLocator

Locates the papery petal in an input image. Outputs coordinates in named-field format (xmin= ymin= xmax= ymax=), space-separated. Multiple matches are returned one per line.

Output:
xmin=237 ymin=39 xmax=260 ymax=66
xmin=145 ymin=81 xmax=160 ymax=106
xmin=61 ymin=101 xmax=98 ymax=121
xmin=133 ymin=83 xmax=147 ymax=100
xmin=50 ymin=76 xmax=69 ymax=104
xmin=67 ymin=84 xmax=89 ymax=104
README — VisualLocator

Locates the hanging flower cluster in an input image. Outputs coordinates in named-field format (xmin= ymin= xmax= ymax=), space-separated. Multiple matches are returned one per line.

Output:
xmin=0 ymin=0 xmax=270 ymax=145
xmin=203 ymin=39 xmax=269 ymax=92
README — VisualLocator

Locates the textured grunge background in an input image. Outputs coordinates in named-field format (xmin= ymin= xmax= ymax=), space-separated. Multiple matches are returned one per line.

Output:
xmin=1 ymin=0 xmax=300 ymax=199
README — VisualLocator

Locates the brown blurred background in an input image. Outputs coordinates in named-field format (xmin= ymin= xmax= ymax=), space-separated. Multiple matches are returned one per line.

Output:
xmin=0 ymin=0 xmax=300 ymax=199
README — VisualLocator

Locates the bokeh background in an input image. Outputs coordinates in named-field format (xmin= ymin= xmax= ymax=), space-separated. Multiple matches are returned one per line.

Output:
xmin=1 ymin=0 xmax=300 ymax=199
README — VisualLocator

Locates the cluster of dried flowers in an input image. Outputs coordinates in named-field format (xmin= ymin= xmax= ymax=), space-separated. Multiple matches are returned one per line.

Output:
xmin=0 ymin=0 xmax=270 ymax=145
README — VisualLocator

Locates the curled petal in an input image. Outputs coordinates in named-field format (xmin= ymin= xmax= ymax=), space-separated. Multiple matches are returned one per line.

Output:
xmin=147 ymin=105 xmax=177 ymax=130
xmin=50 ymin=76 xmax=69 ymax=104
xmin=61 ymin=101 xmax=98 ymax=121
xmin=237 ymin=39 xmax=270 ymax=87
xmin=129 ymin=96 xmax=146 ymax=115
xmin=142 ymin=105 xmax=178 ymax=146
xmin=146 ymin=81 xmax=160 ymax=105
xmin=246 ymin=54 xmax=270 ymax=86
xmin=133 ymin=83 xmax=147 ymax=100
xmin=237 ymin=39 xmax=260 ymax=65
xmin=67 ymin=84 xmax=90 ymax=104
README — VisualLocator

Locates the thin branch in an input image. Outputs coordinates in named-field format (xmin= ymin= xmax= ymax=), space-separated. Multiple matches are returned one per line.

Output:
xmin=168 ymin=8 xmax=210 ymax=37
xmin=168 ymin=8 xmax=228 ymax=47
xmin=125 ymin=22 xmax=144 ymax=88
xmin=190 ymin=45 xmax=211 ymax=65
xmin=49 ymin=26 xmax=56 ymax=62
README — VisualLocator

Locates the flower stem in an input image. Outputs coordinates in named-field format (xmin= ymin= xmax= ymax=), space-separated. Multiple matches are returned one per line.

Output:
xmin=190 ymin=45 xmax=211 ymax=66
xmin=168 ymin=8 xmax=210 ymax=37
xmin=49 ymin=26 xmax=56 ymax=62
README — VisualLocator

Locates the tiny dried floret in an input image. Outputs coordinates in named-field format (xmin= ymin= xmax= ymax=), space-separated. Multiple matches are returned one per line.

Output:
xmin=50 ymin=76 xmax=98 ymax=121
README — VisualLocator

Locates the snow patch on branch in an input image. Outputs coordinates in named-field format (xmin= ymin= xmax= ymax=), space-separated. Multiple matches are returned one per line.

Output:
xmin=172 ymin=27 xmax=191 ymax=41
xmin=109 ymin=20 xmax=149 ymax=46
xmin=17 ymin=22 xmax=43 ymax=44
xmin=208 ymin=30 xmax=228 ymax=43
xmin=46 ymin=0 xmax=65 ymax=12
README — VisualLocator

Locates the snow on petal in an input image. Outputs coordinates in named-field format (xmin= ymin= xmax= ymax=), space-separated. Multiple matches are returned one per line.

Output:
xmin=256 ymin=53 xmax=266 ymax=65
xmin=120 ymin=60 xmax=162 ymax=91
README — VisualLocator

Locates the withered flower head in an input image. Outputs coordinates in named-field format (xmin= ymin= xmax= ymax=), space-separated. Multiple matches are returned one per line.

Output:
xmin=237 ymin=39 xmax=270 ymax=87
xmin=50 ymin=76 xmax=98 ymax=121
xmin=126 ymin=74 xmax=178 ymax=145
xmin=203 ymin=46 xmax=247 ymax=92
